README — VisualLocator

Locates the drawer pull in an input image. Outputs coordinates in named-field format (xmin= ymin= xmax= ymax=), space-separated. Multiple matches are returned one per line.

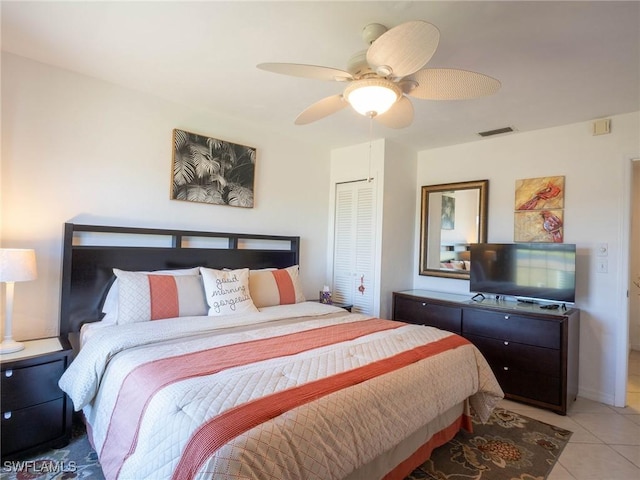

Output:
xmin=3 ymin=412 xmax=11 ymax=420
xmin=504 ymin=315 xmax=510 ymax=320
xmin=503 ymin=366 xmax=509 ymax=371
xmin=4 ymin=369 xmax=12 ymax=378
xmin=504 ymin=341 xmax=509 ymax=346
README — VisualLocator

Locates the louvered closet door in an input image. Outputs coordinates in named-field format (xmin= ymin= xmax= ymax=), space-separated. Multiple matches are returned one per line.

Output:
xmin=333 ymin=180 xmax=376 ymax=315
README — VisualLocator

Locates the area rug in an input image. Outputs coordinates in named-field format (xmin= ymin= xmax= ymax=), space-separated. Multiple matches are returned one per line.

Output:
xmin=407 ymin=408 xmax=573 ymax=480
xmin=0 ymin=408 xmax=571 ymax=480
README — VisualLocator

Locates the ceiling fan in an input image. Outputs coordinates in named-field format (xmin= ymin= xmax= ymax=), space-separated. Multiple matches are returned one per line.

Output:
xmin=257 ymin=21 xmax=501 ymax=128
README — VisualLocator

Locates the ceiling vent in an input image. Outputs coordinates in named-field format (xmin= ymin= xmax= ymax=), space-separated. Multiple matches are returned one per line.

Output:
xmin=478 ymin=126 xmax=515 ymax=137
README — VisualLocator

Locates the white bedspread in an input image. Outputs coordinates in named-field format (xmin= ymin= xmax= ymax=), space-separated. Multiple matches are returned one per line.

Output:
xmin=59 ymin=303 xmax=503 ymax=480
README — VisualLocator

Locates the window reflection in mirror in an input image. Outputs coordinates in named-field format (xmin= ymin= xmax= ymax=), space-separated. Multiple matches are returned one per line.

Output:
xmin=419 ymin=180 xmax=488 ymax=279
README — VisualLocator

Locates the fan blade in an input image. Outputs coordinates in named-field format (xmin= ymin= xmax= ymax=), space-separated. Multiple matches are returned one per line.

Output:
xmin=374 ymin=96 xmax=414 ymax=129
xmin=257 ymin=63 xmax=353 ymax=82
xmin=295 ymin=95 xmax=348 ymax=125
xmin=407 ymin=68 xmax=501 ymax=100
xmin=366 ymin=21 xmax=440 ymax=78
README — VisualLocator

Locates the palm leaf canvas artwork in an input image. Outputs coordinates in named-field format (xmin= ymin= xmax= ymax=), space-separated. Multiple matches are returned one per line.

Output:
xmin=171 ymin=129 xmax=256 ymax=208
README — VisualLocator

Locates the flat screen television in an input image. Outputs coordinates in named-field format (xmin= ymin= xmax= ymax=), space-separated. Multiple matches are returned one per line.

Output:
xmin=469 ymin=243 xmax=576 ymax=303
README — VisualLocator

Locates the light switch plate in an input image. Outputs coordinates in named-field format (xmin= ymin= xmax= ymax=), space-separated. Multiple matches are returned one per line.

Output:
xmin=597 ymin=259 xmax=608 ymax=273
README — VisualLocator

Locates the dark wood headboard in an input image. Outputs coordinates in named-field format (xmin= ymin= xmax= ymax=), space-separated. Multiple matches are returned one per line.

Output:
xmin=60 ymin=223 xmax=300 ymax=335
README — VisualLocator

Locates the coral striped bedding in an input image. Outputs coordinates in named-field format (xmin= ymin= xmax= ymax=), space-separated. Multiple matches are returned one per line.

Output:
xmin=59 ymin=303 xmax=503 ymax=480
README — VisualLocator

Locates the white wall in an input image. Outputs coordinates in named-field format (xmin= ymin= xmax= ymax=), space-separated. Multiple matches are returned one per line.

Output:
xmin=4 ymin=52 xmax=639 ymax=408
xmin=414 ymin=111 xmax=640 ymax=405
xmin=379 ymin=140 xmax=416 ymax=317
xmin=1 ymin=53 xmax=331 ymax=339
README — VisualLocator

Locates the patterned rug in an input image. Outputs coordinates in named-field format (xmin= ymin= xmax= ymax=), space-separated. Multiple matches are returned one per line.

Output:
xmin=407 ymin=408 xmax=572 ymax=480
xmin=0 ymin=408 xmax=571 ymax=480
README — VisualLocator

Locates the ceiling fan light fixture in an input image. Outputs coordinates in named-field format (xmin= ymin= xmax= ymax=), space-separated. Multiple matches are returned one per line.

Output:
xmin=344 ymin=78 xmax=401 ymax=117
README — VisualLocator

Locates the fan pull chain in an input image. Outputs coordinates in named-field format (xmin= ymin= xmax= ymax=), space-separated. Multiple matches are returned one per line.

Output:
xmin=367 ymin=114 xmax=374 ymax=183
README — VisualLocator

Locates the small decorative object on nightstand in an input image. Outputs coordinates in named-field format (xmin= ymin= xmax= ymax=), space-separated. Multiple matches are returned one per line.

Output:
xmin=319 ymin=285 xmax=332 ymax=305
xmin=1 ymin=337 xmax=73 ymax=459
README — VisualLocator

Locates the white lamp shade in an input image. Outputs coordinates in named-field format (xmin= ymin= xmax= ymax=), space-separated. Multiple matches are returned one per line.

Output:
xmin=0 ymin=249 xmax=37 ymax=282
xmin=344 ymin=78 xmax=401 ymax=117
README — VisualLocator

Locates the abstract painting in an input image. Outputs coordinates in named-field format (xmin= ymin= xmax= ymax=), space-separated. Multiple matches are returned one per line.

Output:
xmin=515 ymin=209 xmax=564 ymax=242
xmin=515 ymin=176 xmax=565 ymax=242
xmin=441 ymin=195 xmax=455 ymax=230
xmin=515 ymin=175 xmax=564 ymax=211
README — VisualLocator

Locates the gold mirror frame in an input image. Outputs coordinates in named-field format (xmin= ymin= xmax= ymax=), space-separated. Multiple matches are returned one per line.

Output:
xmin=419 ymin=180 xmax=488 ymax=279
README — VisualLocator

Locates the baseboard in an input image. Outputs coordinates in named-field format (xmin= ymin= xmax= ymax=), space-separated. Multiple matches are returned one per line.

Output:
xmin=577 ymin=387 xmax=615 ymax=407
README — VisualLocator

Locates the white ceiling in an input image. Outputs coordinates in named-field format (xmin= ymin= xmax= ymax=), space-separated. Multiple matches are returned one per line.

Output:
xmin=2 ymin=1 xmax=639 ymax=151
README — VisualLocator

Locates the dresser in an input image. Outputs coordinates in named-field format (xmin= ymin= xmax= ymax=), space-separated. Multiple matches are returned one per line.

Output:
xmin=392 ymin=290 xmax=580 ymax=415
xmin=1 ymin=337 xmax=74 ymax=459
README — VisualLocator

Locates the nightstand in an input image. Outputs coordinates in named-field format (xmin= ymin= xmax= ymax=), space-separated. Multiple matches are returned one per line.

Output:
xmin=1 ymin=337 xmax=73 ymax=459
xmin=315 ymin=300 xmax=353 ymax=312
xmin=333 ymin=302 xmax=353 ymax=312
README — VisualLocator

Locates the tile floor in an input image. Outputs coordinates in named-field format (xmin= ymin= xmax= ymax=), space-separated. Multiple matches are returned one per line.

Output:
xmin=498 ymin=350 xmax=640 ymax=480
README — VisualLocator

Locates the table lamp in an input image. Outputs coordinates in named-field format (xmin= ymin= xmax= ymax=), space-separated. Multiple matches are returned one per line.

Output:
xmin=0 ymin=249 xmax=37 ymax=354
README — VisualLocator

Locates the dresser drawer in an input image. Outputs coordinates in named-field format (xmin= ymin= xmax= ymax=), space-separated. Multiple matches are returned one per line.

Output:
xmin=493 ymin=368 xmax=562 ymax=406
xmin=466 ymin=334 xmax=561 ymax=377
xmin=463 ymin=309 xmax=561 ymax=348
xmin=1 ymin=398 xmax=67 ymax=456
xmin=1 ymin=359 xmax=65 ymax=411
xmin=394 ymin=296 xmax=462 ymax=333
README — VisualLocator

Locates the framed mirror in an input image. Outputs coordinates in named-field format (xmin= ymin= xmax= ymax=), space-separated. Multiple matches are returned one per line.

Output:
xmin=419 ymin=180 xmax=488 ymax=279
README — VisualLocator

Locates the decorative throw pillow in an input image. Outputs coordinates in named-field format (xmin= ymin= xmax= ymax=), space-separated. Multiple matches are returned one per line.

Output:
xmin=113 ymin=269 xmax=207 ymax=324
xmin=249 ymin=265 xmax=306 ymax=308
xmin=102 ymin=267 xmax=201 ymax=316
xmin=200 ymin=267 xmax=258 ymax=316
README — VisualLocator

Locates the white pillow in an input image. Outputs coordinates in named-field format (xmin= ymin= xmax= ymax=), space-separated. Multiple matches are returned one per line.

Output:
xmin=102 ymin=267 xmax=201 ymax=315
xmin=200 ymin=267 xmax=258 ymax=316
xmin=113 ymin=269 xmax=207 ymax=324
xmin=249 ymin=265 xmax=306 ymax=308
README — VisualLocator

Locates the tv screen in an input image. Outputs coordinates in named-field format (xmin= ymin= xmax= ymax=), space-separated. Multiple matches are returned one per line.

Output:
xmin=470 ymin=243 xmax=576 ymax=303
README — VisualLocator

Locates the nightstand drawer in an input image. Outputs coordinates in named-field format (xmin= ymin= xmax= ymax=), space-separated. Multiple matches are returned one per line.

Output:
xmin=1 ymin=398 xmax=67 ymax=456
xmin=1 ymin=359 xmax=65 ymax=411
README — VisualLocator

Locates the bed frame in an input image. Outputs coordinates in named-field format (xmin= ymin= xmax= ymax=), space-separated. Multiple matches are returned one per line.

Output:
xmin=58 ymin=224 xmax=481 ymax=479
xmin=59 ymin=223 xmax=300 ymax=336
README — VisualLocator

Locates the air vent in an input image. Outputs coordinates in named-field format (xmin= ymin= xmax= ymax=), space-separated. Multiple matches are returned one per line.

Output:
xmin=478 ymin=126 xmax=515 ymax=137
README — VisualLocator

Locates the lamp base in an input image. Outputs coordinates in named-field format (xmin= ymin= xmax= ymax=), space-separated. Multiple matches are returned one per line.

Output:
xmin=0 ymin=339 xmax=25 ymax=354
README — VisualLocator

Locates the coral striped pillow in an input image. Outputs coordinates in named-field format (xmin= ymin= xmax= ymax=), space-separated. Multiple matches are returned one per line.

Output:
xmin=113 ymin=269 xmax=207 ymax=324
xmin=249 ymin=265 xmax=306 ymax=308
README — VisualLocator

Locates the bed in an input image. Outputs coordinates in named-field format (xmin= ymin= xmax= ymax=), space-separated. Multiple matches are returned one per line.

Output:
xmin=57 ymin=223 xmax=503 ymax=480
